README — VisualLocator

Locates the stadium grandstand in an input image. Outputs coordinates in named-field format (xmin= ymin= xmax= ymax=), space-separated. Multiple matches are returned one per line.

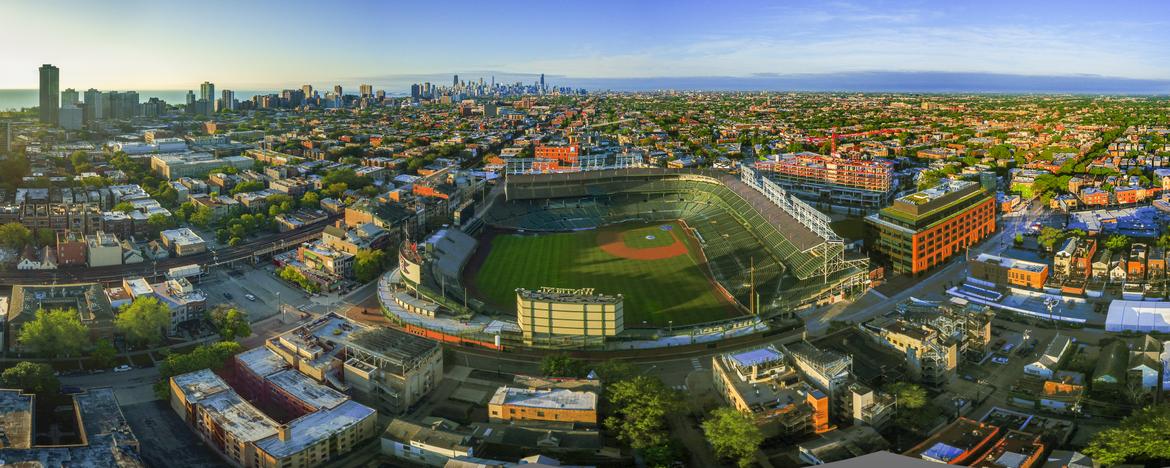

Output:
xmin=484 ymin=166 xmax=869 ymax=315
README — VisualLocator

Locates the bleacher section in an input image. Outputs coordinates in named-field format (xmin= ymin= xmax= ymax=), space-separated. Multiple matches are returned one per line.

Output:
xmin=489 ymin=168 xmax=869 ymax=313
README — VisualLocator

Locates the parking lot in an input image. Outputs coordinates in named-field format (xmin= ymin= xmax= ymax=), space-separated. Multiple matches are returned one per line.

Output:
xmin=198 ymin=263 xmax=319 ymax=323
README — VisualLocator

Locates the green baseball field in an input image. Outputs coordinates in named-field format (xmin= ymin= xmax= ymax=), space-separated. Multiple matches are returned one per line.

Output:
xmin=467 ymin=221 xmax=741 ymax=327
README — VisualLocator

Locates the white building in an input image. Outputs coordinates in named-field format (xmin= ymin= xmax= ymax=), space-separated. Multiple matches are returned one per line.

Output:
xmin=1024 ymin=334 xmax=1072 ymax=379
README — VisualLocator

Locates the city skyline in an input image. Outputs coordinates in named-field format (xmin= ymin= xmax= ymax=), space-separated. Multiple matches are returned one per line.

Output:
xmin=2 ymin=0 xmax=1168 ymax=91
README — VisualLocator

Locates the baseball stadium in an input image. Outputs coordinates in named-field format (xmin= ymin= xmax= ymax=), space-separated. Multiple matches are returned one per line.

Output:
xmin=386 ymin=165 xmax=869 ymax=349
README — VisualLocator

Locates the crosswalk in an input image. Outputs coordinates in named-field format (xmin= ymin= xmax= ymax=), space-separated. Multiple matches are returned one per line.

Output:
xmin=690 ymin=358 xmax=703 ymax=371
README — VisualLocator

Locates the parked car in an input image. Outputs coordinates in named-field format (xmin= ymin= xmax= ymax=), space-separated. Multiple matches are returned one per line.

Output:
xmin=223 ymin=292 xmax=233 ymax=300
xmin=244 ymin=293 xmax=257 ymax=301
xmin=113 ymin=365 xmax=133 ymax=373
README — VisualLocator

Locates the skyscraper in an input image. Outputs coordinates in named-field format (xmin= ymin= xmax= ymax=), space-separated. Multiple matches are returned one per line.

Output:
xmin=220 ymin=89 xmax=236 ymax=111
xmin=360 ymin=84 xmax=373 ymax=98
xmin=186 ymin=90 xmax=196 ymax=107
xmin=83 ymin=88 xmax=104 ymax=123
xmin=200 ymin=81 xmax=215 ymax=102
xmin=539 ymin=73 xmax=545 ymax=91
xmin=453 ymin=74 xmax=459 ymax=87
xmin=0 ymin=121 xmax=11 ymax=154
xmin=39 ymin=64 xmax=60 ymax=125
xmin=302 ymin=84 xmax=313 ymax=99
xmin=61 ymin=88 xmax=80 ymax=106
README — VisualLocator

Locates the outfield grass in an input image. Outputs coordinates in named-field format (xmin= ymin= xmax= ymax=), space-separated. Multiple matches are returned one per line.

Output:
xmin=620 ymin=224 xmax=679 ymax=249
xmin=470 ymin=223 xmax=738 ymax=327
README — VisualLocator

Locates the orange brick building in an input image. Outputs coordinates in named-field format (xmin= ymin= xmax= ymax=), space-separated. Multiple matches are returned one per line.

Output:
xmin=867 ymin=180 xmax=996 ymax=275
xmin=488 ymin=386 xmax=597 ymax=425
xmin=970 ymin=253 xmax=1049 ymax=289
xmin=535 ymin=144 xmax=580 ymax=165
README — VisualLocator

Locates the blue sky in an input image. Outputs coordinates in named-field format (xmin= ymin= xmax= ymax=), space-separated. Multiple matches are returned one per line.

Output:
xmin=3 ymin=0 xmax=1168 ymax=90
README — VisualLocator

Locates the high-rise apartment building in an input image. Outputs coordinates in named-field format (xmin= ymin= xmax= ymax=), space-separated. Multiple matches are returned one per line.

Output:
xmin=39 ymin=64 xmax=60 ymax=125
xmin=0 ymin=121 xmax=11 ymax=154
xmin=185 ymin=90 xmax=196 ymax=107
xmin=359 ymin=84 xmax=372 ymax=98
xmin=219 ymin=89 xmax=236 ymax=111
xmin=61 ymin=88 xmax=80 ymax=106
xmin=83 ymin=88 xmax=104 ymax=122
xmin=199 ymin=81 xmax=215 ymax=102
xmin=301 ymin=84 xmax=313 ymax=99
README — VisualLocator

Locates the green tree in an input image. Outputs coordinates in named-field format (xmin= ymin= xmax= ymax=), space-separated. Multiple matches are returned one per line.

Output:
xmin=230 ymin=180 xmax=266 ymax=195
xmin=112 ymin=201 xmax=136 ymax=213
xmin=605 ymin=376 xmax=682 ymax=450
xmin=592 ymin=359 xmax=638 ymax=386
xmin=209 ymin=305 xmax=252 ymax=341
xmin=115 ymin=296 xmax=170 ymax=346
xmin=886 ymin=382 xmax=928 ymax=409
xmin=146 ymin=213 xmax=176 ymax=238
xmin=189 ymin=205 xmax=215 ymax=227
xmin=353 ymin=249 xmax=387 ymax=283
xmin=0 ymin=222 xmax=32 ymax=249
xmin=540 ymin=353 xmax=583 ymax=378
xmin=18 ymin=308 xmax=89 ymax=357
xmin=702 ymin=407 xmax=764 ymax=468
xmin=153 ymin=341 xmax=242 ymax=398
xmin=1037 ymin=227 xmax=1064 ymax=251
xmin=1 ymin=361 xmax=60 ymax=394
xmin=34 ymin=227 xmax=56 ymax=247
xmin=300 ymin=191 xmax=321 ymax=209
xmin=1104 ymin=234 xmax=1132 ymax=252
xmin=1084 ymin=403 xmax=1170 ymax=465
xmin=92 ymin=338 xmax=118 ymax=368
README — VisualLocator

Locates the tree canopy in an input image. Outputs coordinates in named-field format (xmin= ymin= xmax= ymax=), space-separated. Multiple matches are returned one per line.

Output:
xmin=1084 ymin=404 xmax=1170 ymax=466
xmin=702 ymin=407 xmax=763 ymax=468
xmin=1 ymin=361 xmax=60 ymax=394
xmin=210 ymin=305 xmax=252 ymax=341
xmin=154 ymin=341 xmax=243 ymax=398
xmin=115 ymin=296 xmax=170 ymax=346
xmin=18 ymin=308 xmax=89 ymax=357
xmin=540 ymin=353 xmax=583 ymax=378
xmin=605 ymin=376 xmax=682 ymax=450
xmin=353 ymin=248 xmax=387 ymax=283
xmin=0 ymin=222 xmax=32 ymax=249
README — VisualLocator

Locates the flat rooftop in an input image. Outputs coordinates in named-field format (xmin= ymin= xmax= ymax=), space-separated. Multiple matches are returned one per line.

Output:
xmin=974 ymin=253 xmax=1048 ymax=273
xmin=728 ymin=346 xmax=785 ymax=368
xmin=0 ymin=389 xmax=33 ymax=449
xmin=236 ymin=346 xmax=290 ymax=379
xmin=488 ymin=387 xmax=597 ymax=412
xmin=171 ymin=368 xmax=231 ymax=403
xmin=266 ymin=369 xmax=348 ymax=411
xmin=199 ymin=390 xmax=278 ymax=443
xmin=253 ymin=400 xmax=375 ymax=458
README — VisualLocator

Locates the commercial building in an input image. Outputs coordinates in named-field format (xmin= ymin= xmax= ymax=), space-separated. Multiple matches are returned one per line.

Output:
xmin=515 ymin=287 xmax=624 ymax=346
xmin=487 ymin=387 xmax=598 ymax=425
xmin=150 ymin=153 xmax=253 ymax=179
xmin=266 ymin=313 xmax=443 ymax=414
xmin=160 ymin=227 xmax=207 ymax=256
xmin=862 ymin=300 xmax=993 ymax=386
xmin=969 ymin=253 xmax=1049 ymax=289
xmin=169 ymin=367 xmax=378 ymax=468
xmin=86 ymin=230 xmax=122 ymax=267
xmin=753 ymin=153 xmax=895 ymax=209
xmin=711 ymin=346 xmax=834 ymax=437
xmin=867 ymin=180 xmax=995 ymax=274
xmin=905 ymin=417 xmax=1001 ymax=465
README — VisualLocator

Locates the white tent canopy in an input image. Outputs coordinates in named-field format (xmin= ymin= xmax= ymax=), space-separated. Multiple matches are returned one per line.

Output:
xmin=1106 ymin=300 xmax=1170 ymax=332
